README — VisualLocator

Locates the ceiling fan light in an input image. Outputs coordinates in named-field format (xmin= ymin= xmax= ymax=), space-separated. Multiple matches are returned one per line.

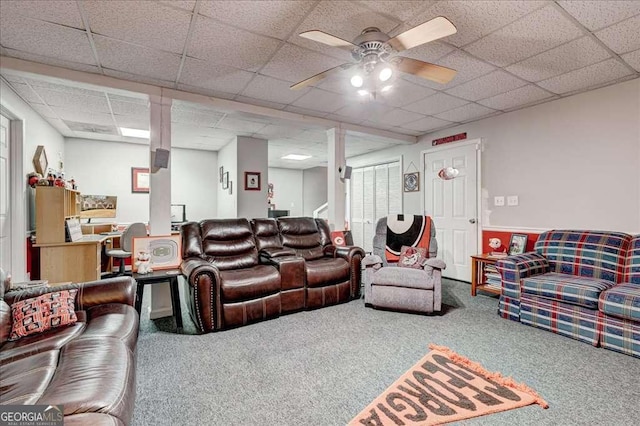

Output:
xmin=350 ymin=75 xmax=364 ymax=88
xmin=381 ymin=84 xmax=393 ymax=92
xmin=379 ymin=67 xmax=393 ymax=82
xmin=357 ymin=89 xmax=369 ymax=96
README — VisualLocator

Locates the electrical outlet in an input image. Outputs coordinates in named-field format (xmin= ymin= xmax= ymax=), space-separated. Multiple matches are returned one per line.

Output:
xmin=494 ymin=196 xmax=505 ymax=206
xmin=507 ymin=195 xmax=519 ymax=206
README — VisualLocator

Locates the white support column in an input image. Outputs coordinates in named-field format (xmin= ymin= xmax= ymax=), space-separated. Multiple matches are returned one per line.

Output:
xmin=327 ymin=127 xmax=346 ymax=231
xmin=148 ymin=94 xmax=173 ymax=319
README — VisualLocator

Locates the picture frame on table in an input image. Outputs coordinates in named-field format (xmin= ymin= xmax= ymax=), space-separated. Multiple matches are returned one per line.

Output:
xmin=244 ymin=171 xmax=261 ymax=191
xmin=508 ymin=234 xmax=528 ymax=255
xmin=131 ymin=235 xmax=182 ymax=272
xmin=131 ymin=167 xmax=150 ymax=193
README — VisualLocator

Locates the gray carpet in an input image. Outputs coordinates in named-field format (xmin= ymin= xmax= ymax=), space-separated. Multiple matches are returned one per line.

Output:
xmin=133 ymin=279 xmax=640 ymax=425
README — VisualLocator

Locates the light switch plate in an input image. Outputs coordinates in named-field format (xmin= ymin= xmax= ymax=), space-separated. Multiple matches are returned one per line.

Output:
xmin=507 ymin=195 xmax=519 ymax=206
xmin=494 ymin=196 xmax=505 ymax=206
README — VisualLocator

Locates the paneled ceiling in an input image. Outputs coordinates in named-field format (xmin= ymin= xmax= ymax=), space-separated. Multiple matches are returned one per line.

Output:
xmin=1 ymin=0 xmax=639 ymax=168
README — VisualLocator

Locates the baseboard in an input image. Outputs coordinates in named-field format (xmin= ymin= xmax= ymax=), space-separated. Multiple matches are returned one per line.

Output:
xmin=149 ymin=307 xmax=174 ymax=320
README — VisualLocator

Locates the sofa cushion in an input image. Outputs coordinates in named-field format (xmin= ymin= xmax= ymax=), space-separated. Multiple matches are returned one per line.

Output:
xmin=372 ymin=267 xmax=434 ymax=290
xmin=599 ymin=283 xmax=640 ymax=322
xmin=522 ymin=272 xmax=616 ymax=309
xmin=0 ymin=350 xmax=58 ymax=405
xmin=79 ymin=304 xmax=139 ymax=350
xmin=9 ymin=289 xmax=78 ymax=341
xmin=220 ymin=265 xmax=280 ymax=302
xmin=305 ymin=257 xmax=350 ymax=288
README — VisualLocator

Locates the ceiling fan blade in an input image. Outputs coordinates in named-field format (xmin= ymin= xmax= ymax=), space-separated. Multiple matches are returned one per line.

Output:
xmin=290 ymin=63 xmax=355 ymax=90
xmin=394 ymin=57 xmax=457 ymax=84
xmin=299 ymin=30 xmax=357 ymax=51
xmin=386 ymin=17 xmax=457 ymax=52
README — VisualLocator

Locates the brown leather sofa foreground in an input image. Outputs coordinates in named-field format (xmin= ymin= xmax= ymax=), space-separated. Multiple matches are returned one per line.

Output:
xmin=0 ymin=276 xmax=139 ymax=425
xmin=180 ymin=217 xmax=365 ymax=333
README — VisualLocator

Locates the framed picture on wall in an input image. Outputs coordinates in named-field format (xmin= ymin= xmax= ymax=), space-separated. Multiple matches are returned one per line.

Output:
xmin=403 ymin=172 xmax=420 ymax=192
xmin=222 ymin=172 xmax=229 ymax=189
xmin=219 ymin=166 xmax=224 ymax=183
xmin=244 ymin=171 xmax=261 ymax=191
xmin=131 ymin=167 xmax=150 ymax=193
xmin=508 ymin=234 xmax=528 ymax=255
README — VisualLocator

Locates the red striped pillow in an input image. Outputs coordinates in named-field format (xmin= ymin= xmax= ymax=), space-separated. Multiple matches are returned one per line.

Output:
xmin=9 ymin=289 xmax=78 ymax=341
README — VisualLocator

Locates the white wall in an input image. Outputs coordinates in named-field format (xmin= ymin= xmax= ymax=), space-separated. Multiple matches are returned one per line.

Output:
xmin=303 ymin=166 xmax=328 ymax=217
xmin=65 ymin=138 xmax=217 ymax=223
xmin=237 ymin=136 xmax=268 ymax=219
xmin=217 ymin=139 xmax=237 ymax=218
xmin=268 ymin=167 xmax=303 ymax=216
xmin=348 ymin=78 xmax=640 ymax=234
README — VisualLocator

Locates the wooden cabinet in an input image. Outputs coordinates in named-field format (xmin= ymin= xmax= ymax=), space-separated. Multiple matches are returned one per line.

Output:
xmin=38 ymin=240 xmax=102 ymax=284
xmin=35 ymin=186 xmax=80 ymax=244
xmin=470 ymin=254 xmax=503 ymax=296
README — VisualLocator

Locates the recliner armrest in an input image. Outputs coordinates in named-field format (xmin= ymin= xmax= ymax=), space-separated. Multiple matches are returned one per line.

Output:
xmin=424 ymin=258 xmax=446 ymax=270
xmin=331 ymin=246 xmax=366 ymax=262
xmin=180 ymin=257 xmax=218 ymax=288
xmin=180 ymin=256 xmax=220 ymax=333
xmin=363 ymin=254 xmax=383 ymax=269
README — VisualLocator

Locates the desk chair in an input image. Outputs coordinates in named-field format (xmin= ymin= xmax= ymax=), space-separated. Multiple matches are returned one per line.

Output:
xmin=105 ymin=222 xmax=147 ymax=276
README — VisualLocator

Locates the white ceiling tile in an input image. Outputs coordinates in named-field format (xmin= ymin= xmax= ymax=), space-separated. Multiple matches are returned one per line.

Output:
xmin=537 ymin=58 xmax=634 ymax=94
xmin=283 ymin=105 xmax=330 ymax=117
xmin=558 ymin=1 xmax=640 ymax=31
xmin=388 ymin=127 xmax=422 ymax=137
xmin=240 ymin=74 xmax=309 ymax=105
xmin=324 ymin=113 xmax=365 ymax=126
xmin=0 ymin=0 xmax=84 ymax=29
xmin=434 ymin=103 xmax=496 ymax=122
xmin=29 ymin=103 xmax=58 ymax=119
xmin=1 ymin=48 xmax=101 ymax=74
xmin=52 ymin=107 xmax=115 ymax=126
xmin=234 ymin=96 xmax=287 ymax=111
xmin=374 ymin=80 xmax=436 ymax=108
xmin=446 ymin=70 xmax=527 ymax=101
xmin=400 ymin=116 xmax=455 ymax=132
xmin=333 ymin=102 xmax=395 ymax=123
xmin=506 ymin=36 xmax=611 ymax=82
xmin=43 ymin=117 xmax=72 ymax=135
xmin=291 ymin=88 xmax=348 ymax=113
xmin=113 ymin=115 xmax=148 ymax=130
xmin=36 ymin=89 xmax=111 ymax=113
xmin=105 ymin=69 xmax=176 ymax=88
xmin=94 ymin=36 xmax=181 ymax=82
xmin=255 ymin=124 xmax=306 ymax=139
xmin=199 ymin=1 xmax=316 ymax=40
xmin=188 ymin=15 xmax=281 ymax=71
xmin=358 ymin=1 xmax=435 ymax=23
xmin=159 ymin=1 xmax=196 ymax=12
xmin=5 ymin=82 xmax=45 ymax=104
xmin=397 ymin=41 xmax=455 ymax=65
xmin=170 ymin=108 xmax=225 ymax=126
xmin=83 ymin=1 xmax=191 ymax=54
xmin=216 ymin=117 xmax=267 ymax=134
xmin=404 ymin=93 xmax=468 ymax=115
xmin=179 ymin=57 xmax=255 ymax=95
xmin=108 ymin=93 xmax=149 ymax=105
xmin=409 ymin=1 xmax=547 ymax=47
xmin=403 ymin=49 xmax=496 ymax=90
xmin=477 ymin=85 xmax=555 ymax=111
xmin=621 ymin=49 xmax=640 ymax=72
xmin=595 ymin=15 xmax=640 ymax=55
xmin=373 ymin=108 xmax=425 ymax=127
xmin=464 ymin=5 xmax=583 ymax=67
xmin=290 ymin=0 xmax=399 ymax=60
xmin=0 ymin=17 xmax=96 ymax=65
xmin=177 ymin=83 xmax=237 ymax=100
xmin=260 ymin=43 xmax=345 ymax=86
xmin=108 ymin=99 xmax=149 ymax=117
xmin=19 ymin=76 xmax=104 ymax=97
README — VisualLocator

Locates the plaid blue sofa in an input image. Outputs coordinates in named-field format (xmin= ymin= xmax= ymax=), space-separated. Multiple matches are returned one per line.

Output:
xmin=495 ymin=230 xmax=640 ymax=358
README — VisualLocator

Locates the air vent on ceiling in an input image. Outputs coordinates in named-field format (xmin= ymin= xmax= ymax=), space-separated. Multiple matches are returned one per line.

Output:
xmin=63 ymin=120 xmax=118 ymax=135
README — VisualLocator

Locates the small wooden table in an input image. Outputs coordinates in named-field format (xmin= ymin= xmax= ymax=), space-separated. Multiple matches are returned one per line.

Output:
xmin=470 ymin=254 xmax=504 ymax=296
xmin=133 ymin=270 xmax=183 ymax=333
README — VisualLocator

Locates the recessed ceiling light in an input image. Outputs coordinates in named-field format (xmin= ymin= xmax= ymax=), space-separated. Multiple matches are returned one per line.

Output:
xmin=381 ymin=85 xmax=393 ymax=92
xmin=357 ymin=89 xmax=369 ymax=96
xmin=120 ymin=127 xmax=150 ymax=138
xmin=379 ymin=67 xmax=393 ymax=82
xmin=282 ymin=154 xmax=312 ymax=161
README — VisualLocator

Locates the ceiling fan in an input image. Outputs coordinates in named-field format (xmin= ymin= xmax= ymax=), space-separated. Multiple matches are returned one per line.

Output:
xmin=290 ymin=17 xmax=458 ymax=92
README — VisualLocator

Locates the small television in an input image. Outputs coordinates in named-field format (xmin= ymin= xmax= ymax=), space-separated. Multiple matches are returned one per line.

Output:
xmin=79 ymin=195 xmax=118 ymax=219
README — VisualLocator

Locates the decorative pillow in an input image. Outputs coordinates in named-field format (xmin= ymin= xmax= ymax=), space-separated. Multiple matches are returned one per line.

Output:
xmin=9 ymin=289 xmax=78 ymax=341
xmin=398 ymin=246 xmax=428 ymax=269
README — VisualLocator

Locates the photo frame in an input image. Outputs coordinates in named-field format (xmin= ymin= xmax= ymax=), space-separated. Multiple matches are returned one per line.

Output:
xmin=228 ymin=181 xmax=233 ymax=195
xmin=222 ymin=172 xmax=229 ymax=189
xmin=132 ymin=235 xmax=182 ymax=272
xmin=403 ymin=172 xmax=420 ymax=192
xmin=219 ymin=166 xmax=224 ymax=183
xmin=131 ymin=167 xmax=150 ymax=193
xmin=32 ymin=145 xmax=48 ymax=176
xmin=244 ymin=171 xmax=261 ymax=191
xmin=508 ymin=234 xmax=528 ymax=255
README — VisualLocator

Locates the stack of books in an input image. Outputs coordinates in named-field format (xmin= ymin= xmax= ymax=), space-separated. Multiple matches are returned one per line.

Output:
xmin=483 ymin=264 xmax=501 ymax=290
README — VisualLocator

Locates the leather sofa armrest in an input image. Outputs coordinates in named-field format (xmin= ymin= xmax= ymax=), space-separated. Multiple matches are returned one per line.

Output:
xmin=333 ymin=245 xmax=366 ymax=262
xmin=259 ymin=247 xmax=296 ymax=260
xmin=180 ymin=257 xmax=220 ymax=333
xmin=332 ymin=245 xmax=366 ymax=299
xmin=4 ymin=277 xmax=137 ymax=309
xmin=180 ymin=256 xmax=217 ymax=284
xmin=263 ymin=256 xmax=305 ymax=291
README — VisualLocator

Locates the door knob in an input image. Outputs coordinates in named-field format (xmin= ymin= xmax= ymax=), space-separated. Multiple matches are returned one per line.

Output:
xmin=469 ymin=218 xmax=476 ymax=224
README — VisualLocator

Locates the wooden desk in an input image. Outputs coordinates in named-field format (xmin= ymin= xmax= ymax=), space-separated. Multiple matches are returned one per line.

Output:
xmin=36 ymin=235 xmax=116 ymax=284
xmin=470 ymin=254 xmax=504 ymax=296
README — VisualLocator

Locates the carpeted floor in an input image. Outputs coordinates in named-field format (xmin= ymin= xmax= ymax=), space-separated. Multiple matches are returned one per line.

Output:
xmin=133 ymin=279 xmax=640 ymax=425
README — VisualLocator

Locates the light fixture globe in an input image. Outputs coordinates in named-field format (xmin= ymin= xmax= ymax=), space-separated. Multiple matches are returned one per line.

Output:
xmin=379 ymin=66 xmax=392 ymax=82
xmin=350 ymin=74 xmax=364 ymax=88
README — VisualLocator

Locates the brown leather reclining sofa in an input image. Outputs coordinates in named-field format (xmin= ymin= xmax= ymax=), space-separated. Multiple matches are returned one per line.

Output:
xmin=0 ymin=276 xmax=139 ymax=425
xmin=180 ymin=217 xmax=364 ymax=333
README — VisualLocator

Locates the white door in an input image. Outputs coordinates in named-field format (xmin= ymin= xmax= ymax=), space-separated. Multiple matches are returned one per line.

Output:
xmin=0 ymin=114 xmax=10 ymax=274
xmin=424 ymin=141 xmax=479 ymax=281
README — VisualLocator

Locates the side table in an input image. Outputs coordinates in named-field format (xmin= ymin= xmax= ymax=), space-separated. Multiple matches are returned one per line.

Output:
xmin=470 ymin=254 xmax=504 ymax=296
xmin=133 ymin=270 xmax=183 ymax=333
